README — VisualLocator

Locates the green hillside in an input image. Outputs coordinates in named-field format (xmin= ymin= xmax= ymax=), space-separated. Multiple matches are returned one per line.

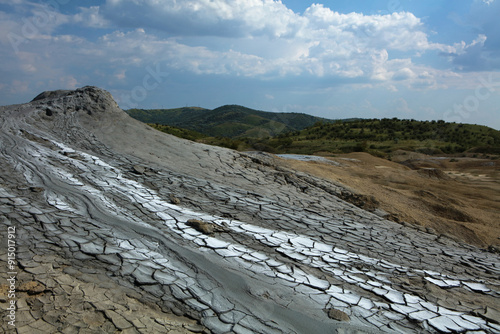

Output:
xmin=126 ymin=107 xmax=209 ymax=125
xmin=128 ymin=106 xmax=500 ymax=156
xmin=127 ymin=105 xmax=333 ymax=138
xmin=264 ymin=118 xmax=500 ymax=155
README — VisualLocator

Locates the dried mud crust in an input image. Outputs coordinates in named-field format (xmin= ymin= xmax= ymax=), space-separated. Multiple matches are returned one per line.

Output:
xmin=0 ymin=227 xmax=206 ymax=334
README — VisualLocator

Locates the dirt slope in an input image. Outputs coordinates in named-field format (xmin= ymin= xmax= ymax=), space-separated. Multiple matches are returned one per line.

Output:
xmin=277 ymin=152 xmax=500 ymax=249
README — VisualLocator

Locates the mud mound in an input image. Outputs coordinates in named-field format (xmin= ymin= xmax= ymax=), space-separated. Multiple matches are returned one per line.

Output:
xmin=31 ymin=89 xmax=72 ymax=101
xmin=33 ymin=86 xmax=121 ymax=117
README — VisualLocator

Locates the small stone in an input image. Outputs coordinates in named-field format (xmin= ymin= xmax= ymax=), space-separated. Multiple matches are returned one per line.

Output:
xmin=169 ymin=194 xmax=181 ymax=204
xmin=391 ymin=304 xmax=419 ymax=315
xmin=82 ymin=310 xmax=106 ymax=327
xmin=27 ymin=319 xmax=57 ymax=333
xmin=305 ymin=275 xmax=330 ymax=291
xmin=357 ymin=297 xmax=375 ymax=310
xmin=203 ymin=316 xmax=233 ymax=333
xmin=327 ymin=308 xmax=350 ymax=322
xmin=25 ymin=264 xmax=54 ymax=275
xmin=17 ymin=281 xmax=46 ymax=295
xmin=132 ymin=165 xmax=146 ymax=174
xmin=131 ymin=266 xmax=156 ymax=285
xmin=186 ymin=219 xmax=214 ymax=235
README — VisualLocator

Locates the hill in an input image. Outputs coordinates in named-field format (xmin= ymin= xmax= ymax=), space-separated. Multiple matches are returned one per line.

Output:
xmin=271 ymin=118 xmax=500 ymax=155
xmin=138 ymin=111 xmax=500 ymax=156
xmin=126 ymin=105 xmax=334 ymax=138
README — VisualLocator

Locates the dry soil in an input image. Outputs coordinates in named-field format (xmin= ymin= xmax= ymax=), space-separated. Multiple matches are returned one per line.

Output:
xmin=276 ymin=151 xmax=500 ymax=249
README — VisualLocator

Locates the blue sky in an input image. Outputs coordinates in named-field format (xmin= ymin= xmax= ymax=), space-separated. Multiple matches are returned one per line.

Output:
xmin=1 ymin=0 xmax=499 ymax=129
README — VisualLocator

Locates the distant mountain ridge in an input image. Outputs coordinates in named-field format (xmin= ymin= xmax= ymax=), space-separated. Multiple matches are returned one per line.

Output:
xmin=126 ymin=105 xmax=334 ymax=138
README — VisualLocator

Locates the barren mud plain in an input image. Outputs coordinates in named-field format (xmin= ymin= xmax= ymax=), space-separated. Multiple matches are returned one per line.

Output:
xmin=1 ymin=87 xmax=499 ymax=333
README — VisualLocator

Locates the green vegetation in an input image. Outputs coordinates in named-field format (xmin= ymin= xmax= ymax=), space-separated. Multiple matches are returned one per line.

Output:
xmin=268 ymin=118 xmax=500 ymax=156
xmin=148 ymin=123 xmax=206 ymax=141
xmin=129 ymin=107 xmax=500 ymax=157
xmin=127 ymin=105 xmax=333 ymax=138
xmin=127 ymin=107 xmax=209 ymax=125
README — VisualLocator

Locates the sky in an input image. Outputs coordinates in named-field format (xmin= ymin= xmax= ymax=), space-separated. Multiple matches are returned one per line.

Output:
xmin=1 ymin=0 xmax=499 ymax=129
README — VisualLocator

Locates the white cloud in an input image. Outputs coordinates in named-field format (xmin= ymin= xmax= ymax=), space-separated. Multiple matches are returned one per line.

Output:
xmin=1 ymin=0 xmax=497 ymax=107
xmin=100 ymin=1 xmax=452 ymax=55
xmin=91 ymin=0 xmax=466 ymax=87
xmin=102 ymin=0 xmax=305 ymax=38
xmin=451 ymin=34 xmax=487 ymax=56
xmin=74 ymin=6 xmax=111 ymax=28
xmin=302 ymin=5 xmax=442 ymax=52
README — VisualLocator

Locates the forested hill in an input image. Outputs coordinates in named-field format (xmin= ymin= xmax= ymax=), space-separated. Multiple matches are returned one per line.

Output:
xmin=127 ymin=106 xmax=500 ymax=155
xmin=126 ymin=105 xmax=334 ymax=138
xmin=273 ymin=118 xmax=500 ymax=155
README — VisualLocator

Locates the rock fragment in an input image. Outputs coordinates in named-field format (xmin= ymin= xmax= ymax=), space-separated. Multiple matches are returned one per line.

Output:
xmin=132 ymin=165 xmax=146 ymax=175
xmin=327 ymin=308 xmax=351 ymax=322
xmin=17 ymin=281 xmax=46 ymax=295
xmin=186 ymin=219 xmax=214 ymax=235
xmin=170 ymin=194 xmax=181 ymax=204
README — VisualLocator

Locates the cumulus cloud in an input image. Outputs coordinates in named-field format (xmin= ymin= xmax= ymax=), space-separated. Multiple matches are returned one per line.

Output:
xmin=101 ymin=0 xmax=304 ymax=38
xmin=1 ymin=0 xmax=496 ymax=103
xmin=302 ymin=5 xmax=448 ymax=52
xmin=85 ymin=0 xmax=463 ymax=88
xmin=444 ymin=0 xmax=500 ymax=71
xmin=446 ymin=33 xmax=500 ymax=71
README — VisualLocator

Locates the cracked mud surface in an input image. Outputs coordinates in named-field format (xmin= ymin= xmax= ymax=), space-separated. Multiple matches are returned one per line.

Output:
xmin=1 ymin=87 xmax=499 ymax=333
